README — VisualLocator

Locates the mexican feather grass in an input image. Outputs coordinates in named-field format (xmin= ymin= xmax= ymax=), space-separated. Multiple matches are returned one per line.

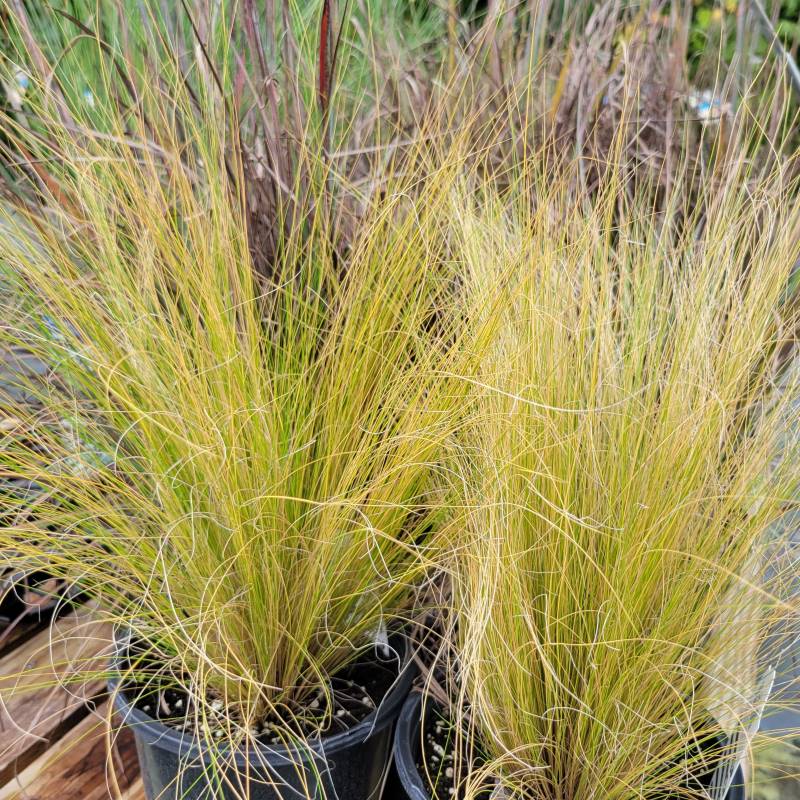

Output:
xmin=0 ymin=47 xmax=481 ymax=767
xmin=435 ymin=151 xmax=800 ymax=799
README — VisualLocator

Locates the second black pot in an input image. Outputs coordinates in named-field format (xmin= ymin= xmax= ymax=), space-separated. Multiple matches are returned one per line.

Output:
xmin=111 ymin=636 xmax=415 ymax=800
xmin=0 ymin=569 xmax=81 ymax=625
xmin=391 ymin=694 xmax=747 ymax=800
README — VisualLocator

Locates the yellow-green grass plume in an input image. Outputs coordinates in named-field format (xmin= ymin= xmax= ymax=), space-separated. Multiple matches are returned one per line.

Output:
xmin=0 ymin=48 xmax=481 ymax=757
xmin=439 ymin=148 xmax=800 ymax=799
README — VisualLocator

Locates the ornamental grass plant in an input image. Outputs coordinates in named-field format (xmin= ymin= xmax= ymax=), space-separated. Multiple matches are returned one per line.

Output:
xmin=431 ymin=146 xmax=800 ymax=799
xmin=0 ymin=34 xmax=490 ymax=774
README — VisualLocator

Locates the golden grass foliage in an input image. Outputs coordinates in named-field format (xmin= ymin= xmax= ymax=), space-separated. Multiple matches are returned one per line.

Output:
xmin=0 ymin=65 xmax=482 ymax=739
xmin=440 ymin=155 xmax=800 ymax=798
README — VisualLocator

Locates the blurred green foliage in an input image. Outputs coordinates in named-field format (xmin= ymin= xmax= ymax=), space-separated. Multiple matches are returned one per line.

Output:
xmin=752 ymin=737 xmax=800 ymax=800
xmin=690 ymin=0 xmax=800 ymax=67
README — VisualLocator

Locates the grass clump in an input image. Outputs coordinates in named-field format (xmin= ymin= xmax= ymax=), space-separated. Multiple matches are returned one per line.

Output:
xmin=431 ymin=151 xmax=800 ymax=799
xmin=0 ymin=49 xmax=479 ymax=750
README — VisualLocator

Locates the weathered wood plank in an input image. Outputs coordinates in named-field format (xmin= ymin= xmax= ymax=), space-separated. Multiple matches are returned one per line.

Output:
xmin=0 ymin=703 xmax=139 ymax=800
xmin=0 ymin=604 xmax=111 ymax=784
xmin=119 ymin=778 xmax=145 ymax=800
xmin=0 ymin=617 xmax=46 ymax=661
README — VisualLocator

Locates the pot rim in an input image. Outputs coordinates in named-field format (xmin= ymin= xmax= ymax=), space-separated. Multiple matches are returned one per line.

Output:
xmin=109 ymin=630 xmax=416 ymax=769
xmin=393 ymin=692 xmax=430 ymax=800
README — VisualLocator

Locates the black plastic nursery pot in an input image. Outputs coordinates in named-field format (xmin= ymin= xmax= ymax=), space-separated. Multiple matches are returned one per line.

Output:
xmin=0 ymin=568 xmax=80 ymax=625
xmin=0 ymin=479 xmax=82 ymax=626
xmin=391 ymin=694 xmax=747 ymax=800
xmin=110 ymin=635 xmax=416 ymax=800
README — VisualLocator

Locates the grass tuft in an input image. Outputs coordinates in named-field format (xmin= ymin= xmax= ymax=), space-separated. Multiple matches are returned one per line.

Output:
xmin=435 ymin=143 xmax=800 ymax=799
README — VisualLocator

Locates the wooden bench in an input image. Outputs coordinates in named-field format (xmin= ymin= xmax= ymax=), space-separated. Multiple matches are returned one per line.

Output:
xmin=0 ymin=601 xmax=143 ymax=799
